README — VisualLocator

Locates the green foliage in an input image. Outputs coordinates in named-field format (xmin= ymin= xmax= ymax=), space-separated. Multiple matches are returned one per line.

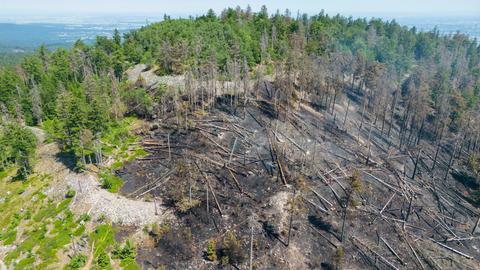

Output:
xmin=0 ymin=123 xmax=37 ymax=180
xmin=150 ymin=223 xmax=170 ymax=238
xmin=113 ymin=240 xmax=140 ymax=270
xmin=96 ymin=252 xmax=112 ymax=269
xmin=65 ymin=189 xmax=76 ymax=198
xmin=219 ymin=231 xmax=245 ymax=265
xmin=120 ymin=258 xmax=141 ymax=270
xmin=467 ymin=154 xmax=479 ymax=177
xmin=78 ymin=213 xmax=91 ymax=222
xmin=0 ymin=212 xmax=21 ymax=244
xmin=334 ymin=246 xmax=345 ymax=270
xmin=14 ymin=256 xmax=36 ymax=270
xmin=206 ymin=239 xmax=217 ymax=261
xmin=99 ymin=117 xmax=137 ymax=156
xmin=349 ymin=170 xmax=363 ymax=194
xmin=41 ymin=118 xmax=62 ymax=142
xmin=122 ymin=87 xmax=153 ymax=117
xmin=89 ymin=224 xmax=116 ymax=259
xmin=97 ymin=213 xmax=107 ymax=223
xmin=112 ymin=240 xmax=136 ymax=260
xmin=3 ymin=195 xmax=84 ymax=269
xmin=65 ymin=254 xmax=87 ymax=269
xmin=100 ymin=172 xmax=124 ymax=193
xmin=88 ymin=225 xmax=140 ymax=270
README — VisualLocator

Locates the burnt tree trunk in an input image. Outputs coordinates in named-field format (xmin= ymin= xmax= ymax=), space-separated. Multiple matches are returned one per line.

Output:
xmin=432 ymin=143 xmax=441 ymax=172
xmin=412 ymin=149 xmax=422 ymax=180
xmin=387 ymin=90 xmax=398 ymax=138
xmin=444 ymin=143 xmax=457 ymax=181
xmin=343 ymin=98 xmax=351 ymax=127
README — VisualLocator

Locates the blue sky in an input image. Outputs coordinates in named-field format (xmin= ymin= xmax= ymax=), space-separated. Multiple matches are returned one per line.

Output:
xmin=1 ymin=0 xmax=479 ymax=16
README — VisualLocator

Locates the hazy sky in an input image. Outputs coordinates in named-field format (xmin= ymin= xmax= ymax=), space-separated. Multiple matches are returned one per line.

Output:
xmin=1 ymin=0 xmax=479 ymax=16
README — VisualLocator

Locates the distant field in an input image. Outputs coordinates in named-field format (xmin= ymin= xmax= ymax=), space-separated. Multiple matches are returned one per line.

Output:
xmin=395 ymin=16 xmax=480 ymax=41
xmin=0 ymin=14 xmax=163 ymax=53
xmin=0 ymin=19 xmax=147 ymax=64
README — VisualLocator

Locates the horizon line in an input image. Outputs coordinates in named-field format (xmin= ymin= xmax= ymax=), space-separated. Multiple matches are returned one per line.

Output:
xmin=1 ymin=9 xmax=479 ymax=19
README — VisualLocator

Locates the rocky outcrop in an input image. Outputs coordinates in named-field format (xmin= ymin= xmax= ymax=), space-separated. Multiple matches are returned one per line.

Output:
xmin=126 ymin=64 xmax=184 ymax=90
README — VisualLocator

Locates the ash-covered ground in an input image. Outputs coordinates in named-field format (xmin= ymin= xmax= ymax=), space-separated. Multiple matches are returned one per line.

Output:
xmin=115 ymin=81 xmax=480 ymax=270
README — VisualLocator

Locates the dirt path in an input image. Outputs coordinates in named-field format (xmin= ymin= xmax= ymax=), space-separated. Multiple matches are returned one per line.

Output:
xmin=31 ymin=127 xmax=172 ymax=226
xmin=67 ymin=173 xmax=171 ymax=225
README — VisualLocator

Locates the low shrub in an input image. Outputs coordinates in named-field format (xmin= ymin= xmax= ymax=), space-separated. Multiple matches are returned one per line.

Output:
xmin=66 ymin=254 xmax=87 ymax=269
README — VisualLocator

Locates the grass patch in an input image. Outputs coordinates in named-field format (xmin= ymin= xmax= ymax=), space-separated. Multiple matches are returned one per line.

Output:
xmin=99 ymin=172 xmax=124 ymax=193
xmin=14 ymin=256 xmax=36 ymax=270
xmin=73 ymin=225 xmax=86 ymax=237
xmin=0 ymin=173 xmax=50 ymax=245
xmin=129 ymin=148 xmax=148 ymax=161
xmin=0 ymin=119 xmax=145 ymax=269
xmin=95 ymin=251 xmax=113 ymax=269
xmin=3 ymin=191 xmax=84 ymax=269
xmin=113 ymin=240 xmax=140 ymax=270
xmin=65 ymin=254 xmax=87 ymax=269
xmin=120 ymin=258 xmax=141 ymax=270
xmin=0 ymin=229 xmax=17 ymax=245
xmin=89 ymin=225 xmax=141 ymax=270
xmin=0 ymin=174 xmax=49 ymax=222
xmin=111 ymin=161 xmax=124 ymax=170
xmin=90 ymin=224 xmax=116 ymax=259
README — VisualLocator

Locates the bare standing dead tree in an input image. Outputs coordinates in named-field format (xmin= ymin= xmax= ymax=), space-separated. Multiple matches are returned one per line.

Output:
xmin=29 ymin=77 xmax=43 ymax=124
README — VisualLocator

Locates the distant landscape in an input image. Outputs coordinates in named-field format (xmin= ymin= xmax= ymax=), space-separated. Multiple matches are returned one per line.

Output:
xmin=0 ymin=14 xmax=479 ymax=54
xmin=0 ymin=15 xmax=162 ymax=52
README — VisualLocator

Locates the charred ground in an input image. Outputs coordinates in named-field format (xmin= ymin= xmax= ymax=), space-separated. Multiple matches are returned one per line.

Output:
xmin=113 ymin=79 xmax=480 ymax=270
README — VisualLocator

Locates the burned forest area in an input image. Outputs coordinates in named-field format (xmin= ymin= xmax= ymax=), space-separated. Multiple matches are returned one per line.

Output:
xmin=114 ymin=62 xmax=480 ymax=270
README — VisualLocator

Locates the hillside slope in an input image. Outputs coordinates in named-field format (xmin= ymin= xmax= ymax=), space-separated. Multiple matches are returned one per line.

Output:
xmin=1 ymin=6 xmax=480 ymax=270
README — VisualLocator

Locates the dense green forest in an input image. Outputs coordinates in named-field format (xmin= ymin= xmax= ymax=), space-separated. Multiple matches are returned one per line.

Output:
xmin=0 ymin=6 xmax=479 ymax=175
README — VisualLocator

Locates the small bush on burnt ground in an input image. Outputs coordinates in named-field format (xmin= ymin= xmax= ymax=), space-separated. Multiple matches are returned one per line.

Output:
xmin=112 ymin=240 xmax=136 ymax=260
xmin=164 ymin=161 xmax=202 ymax=213
xmin=333 ymin=246 xmax=345 ymax=270
xmin=164 ymin=161 xmax=188 ymax=205
xmin=218 ymin=231 xmax=245 ymax=266
xmin=204 ymin=239 xmax=217 ymax=261
xmin=164 ymin=178 xmax=186 ymax=207
xmin=149 ymin=223 xmax=170 ymax=239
